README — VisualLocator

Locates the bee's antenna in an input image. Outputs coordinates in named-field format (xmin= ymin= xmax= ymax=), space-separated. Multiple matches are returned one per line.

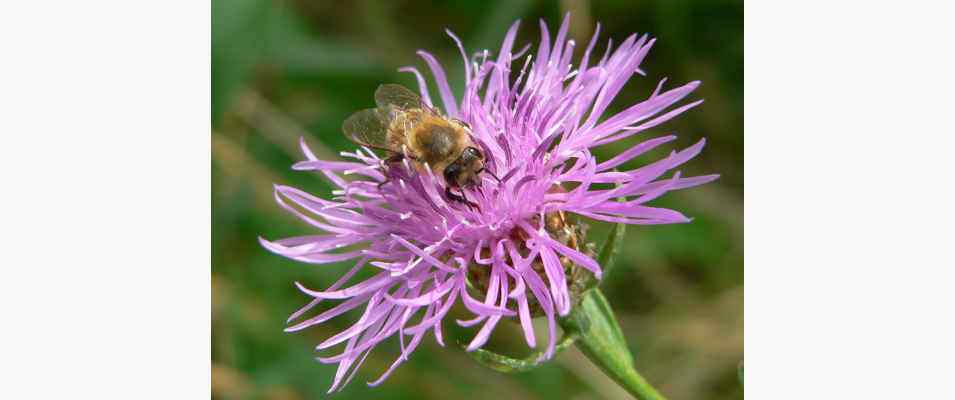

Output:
xmin=485 ymin=169 xmax=501 ymax=183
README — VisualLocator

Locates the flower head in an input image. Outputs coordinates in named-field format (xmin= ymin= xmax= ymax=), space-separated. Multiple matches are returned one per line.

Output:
xmin=261 ymin=15 xmax=718 ymax=392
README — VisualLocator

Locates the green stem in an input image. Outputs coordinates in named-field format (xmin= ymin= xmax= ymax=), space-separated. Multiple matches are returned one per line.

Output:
xmin=560 ymin=289 xmax=667 ymax=400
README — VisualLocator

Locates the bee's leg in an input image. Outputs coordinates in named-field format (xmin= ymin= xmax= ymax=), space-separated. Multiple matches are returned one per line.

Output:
xmin=384 ymin=153 xmax=405 ymax=164
xmin=461 ymin=189 xmax=479 ymax=211
xmin=473 ymin=184 xmax=485 ymax=198
xmin=444 ymin=186 xmax=464 ymax=203
xmin=376 ymin=154 xmax=407 ymax=190
xmin=445 ymin=187 xmax=479 ymax=211
xmin=377 ymin=153 xmax=425 ymax=191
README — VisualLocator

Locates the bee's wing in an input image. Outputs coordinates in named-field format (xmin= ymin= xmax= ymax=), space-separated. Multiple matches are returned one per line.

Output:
xmin=375 ymin=84 xmax=423 ymax=111
xmin=342 ymin=108 xmax=395 ymax=152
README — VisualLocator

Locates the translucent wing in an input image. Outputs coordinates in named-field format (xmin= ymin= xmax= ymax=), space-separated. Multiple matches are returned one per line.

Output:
xmin=375 ymin=84 xmax=422 ymax=110
xmin=342 ymin=108 xmax=394 ymax=152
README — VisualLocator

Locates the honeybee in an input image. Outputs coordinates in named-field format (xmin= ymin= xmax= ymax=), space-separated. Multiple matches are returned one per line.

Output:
xmin=342 ymin=84 xmax=489 ymax=207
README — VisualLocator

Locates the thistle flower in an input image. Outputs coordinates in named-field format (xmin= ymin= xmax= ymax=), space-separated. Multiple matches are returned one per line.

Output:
xmin=260 ymin=15 xmax=717 ymax=392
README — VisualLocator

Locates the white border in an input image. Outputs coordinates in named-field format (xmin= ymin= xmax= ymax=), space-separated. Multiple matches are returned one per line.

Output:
xmin=746 ymin=1 xmax=955 ymax=398
xmin=1 ymin=2 xmax=210 ymax=398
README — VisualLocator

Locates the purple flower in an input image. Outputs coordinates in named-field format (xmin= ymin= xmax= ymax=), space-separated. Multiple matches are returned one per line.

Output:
xmin=260 ymin=15 xmax=717 ymax=392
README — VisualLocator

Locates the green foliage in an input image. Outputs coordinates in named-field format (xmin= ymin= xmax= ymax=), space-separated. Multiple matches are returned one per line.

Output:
xmin=588 ymin=191 xmax=628 ymax=289
xmin=464 ymin=333 xmax=577 ymax=373
xmin=561 ymin=289 xmax=666 ymax=400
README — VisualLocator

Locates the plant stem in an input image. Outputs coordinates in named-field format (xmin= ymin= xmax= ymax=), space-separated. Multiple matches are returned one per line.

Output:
xmin=560 ymin=289 xmax=667 ymax=400
xmin=576 ymin=339 xmax=666 ymax=400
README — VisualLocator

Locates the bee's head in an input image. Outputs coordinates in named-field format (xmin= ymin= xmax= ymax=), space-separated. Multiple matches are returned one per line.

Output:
xmin=444 ymin=146 xmax=484 ymax=188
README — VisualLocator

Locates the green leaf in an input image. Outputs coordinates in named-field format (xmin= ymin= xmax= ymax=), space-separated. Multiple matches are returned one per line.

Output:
xmin=596 ymin=218 xmax=627 ymax=284
xmin=463 ymin=334 xmax=577 ymax=373
xmin=560 ymin=289 xmax=668 ymax=400
xmin=582 ymin=197 xmax=627 ymax=290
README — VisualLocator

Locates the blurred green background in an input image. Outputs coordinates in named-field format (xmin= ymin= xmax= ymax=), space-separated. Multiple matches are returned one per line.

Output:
xmin=212 ymin=0 xmax=742 ymax=399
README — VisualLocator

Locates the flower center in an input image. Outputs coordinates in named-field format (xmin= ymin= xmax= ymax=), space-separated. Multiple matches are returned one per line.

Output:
xmin=466 ymin=209 xmax=596 ymax=317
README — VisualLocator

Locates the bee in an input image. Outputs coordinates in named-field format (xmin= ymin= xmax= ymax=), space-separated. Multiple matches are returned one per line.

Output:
xmin=342 ymin=84 xmax=489 ymax=207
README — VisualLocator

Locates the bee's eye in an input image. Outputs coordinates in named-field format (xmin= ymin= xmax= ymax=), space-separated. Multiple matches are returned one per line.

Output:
xmin=464 ymin=146 xmax=482 ymax=159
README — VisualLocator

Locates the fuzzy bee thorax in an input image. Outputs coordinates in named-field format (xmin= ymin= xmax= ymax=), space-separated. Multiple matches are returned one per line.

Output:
xmin=400 ymin=114 xmax=470 ymax=172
